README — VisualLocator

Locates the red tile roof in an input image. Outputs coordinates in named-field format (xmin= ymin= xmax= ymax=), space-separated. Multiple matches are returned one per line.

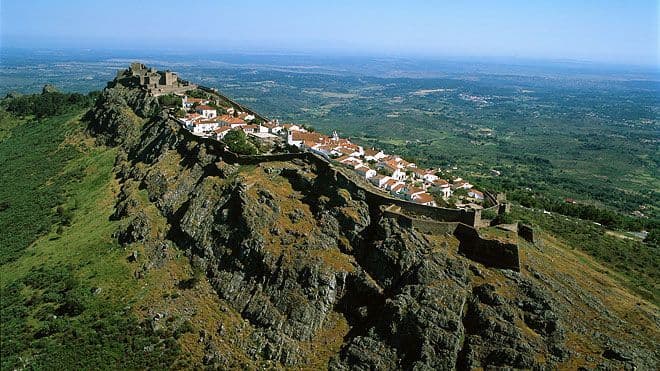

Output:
xmin=364 ymin=148 xmax=379 ymax=157
xmin=218 ymin=115 xmax=246 ymax=125
xmin=414 ymin=193 xmax=435 ymax=204
xmin=391 ymin=184 xmax=405 ymax=193
xmin=406 ymin=187 xmax=424 ymax=195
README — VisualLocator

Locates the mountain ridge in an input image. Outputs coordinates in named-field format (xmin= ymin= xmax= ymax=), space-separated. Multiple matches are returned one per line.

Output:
xmin=79 ymin=70 xmax=658 ymax=369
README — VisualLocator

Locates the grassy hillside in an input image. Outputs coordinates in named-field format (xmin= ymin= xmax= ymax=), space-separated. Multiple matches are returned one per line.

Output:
xmin=510 ymin=205 xmax=659 ymax=305
xmin=0 ymin=107 xmax=184 ymax=369
xmin=1 ymin=85 xmax=656 ymax=368
xmin=0 ymin=94 xmax=265 ymax=369
xmin=0 ymin=112 xmax=83 ymax=264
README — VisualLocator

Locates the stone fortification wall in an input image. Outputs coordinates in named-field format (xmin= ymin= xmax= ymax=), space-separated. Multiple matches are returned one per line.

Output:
xmin=381 ymin=206 xmax=520 ymax=271
xmin=381 ymin=208 xmax=460 ymax=235
xmin=454 ymin=223 xmax=520 ymax=271
xmin=517 ymin=223 xmax=535 ymax=244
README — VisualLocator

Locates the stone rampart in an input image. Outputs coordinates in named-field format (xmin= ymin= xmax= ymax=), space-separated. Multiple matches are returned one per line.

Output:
xmin=381 ymin=206 xmax=520 ymax=271
xmin=517 ymin=223 xmax=535 ymax=244
xmin=454 ymin=223 xmax=520 ymax=271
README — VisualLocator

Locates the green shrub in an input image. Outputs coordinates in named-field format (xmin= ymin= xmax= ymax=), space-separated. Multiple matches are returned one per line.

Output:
xmin=223 ymin=129 xmax=258 ymax=155
xmin=0 ymin=112 xmax=81 ymax=263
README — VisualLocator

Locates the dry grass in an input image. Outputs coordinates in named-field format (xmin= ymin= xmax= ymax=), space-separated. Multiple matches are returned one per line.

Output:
xmin=523 ymin=231 xmax=659 ymax=368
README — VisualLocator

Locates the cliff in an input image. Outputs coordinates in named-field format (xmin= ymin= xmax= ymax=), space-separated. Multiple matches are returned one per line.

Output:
xmin=84 ymin=75 xmax=659 ymax=369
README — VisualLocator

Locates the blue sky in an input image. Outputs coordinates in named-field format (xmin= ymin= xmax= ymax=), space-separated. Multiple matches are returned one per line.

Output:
xmin=1 ymin=0 xmax=658 ymax=66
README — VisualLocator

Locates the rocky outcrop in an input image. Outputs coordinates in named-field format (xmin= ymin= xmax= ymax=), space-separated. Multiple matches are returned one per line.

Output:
xmin=84 ymin=77 xmax=658 ymax=370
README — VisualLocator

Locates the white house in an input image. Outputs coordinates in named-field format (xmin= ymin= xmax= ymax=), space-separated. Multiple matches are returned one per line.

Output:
xmin=355 ymin=165 xmax=377 ymax=179
xmin=287 ymin=131 xmax=303 ymax=147
xmin=390 ymin=183 xmax=406 ymax=196
xmin=310 ymin=144 xmax=334 ymax=158
xmin=364 ymin=148 xmax=387 ymax=162
xmin=413 ymin=193 xmax=437 ymax=206
xmin=192 ymin=120 xmax=220 ymax=135
xmin=338 ymin=156 xmax=363 ymax=168
xmin=382 ymin=178 xmax=400 ymax=191
xmin=438 ymin=186 xmax=452 ymax=199
xmin=391 ymin=168 xmax=407 ymax=181
xmin=269 ymin=125 xmax=284 ymax=135
xmin=468 ymin=189 xmax=484 ymax=200
xmin=370 ymin=175 xmax=391 ymax=188
xmin=241 ymin=124 xmax=260 ymax=134
xmin=196 ymin=105 xmax=217 ymax=119
xmin=214 ymin=126 xmax=232 ymax=139
xmin=405 ymin=187 xmax=426 ymax=201
xmin=283 ymin=124 xmax=304 ymax=132
xmin=452 ymin=179 xmax=473 ymax=190
xmin=257 ymin=124 xmax=269 ymax=133
xmin=178 ymin=113 xmax=203 ymax=130
xmin=431 ymin=179 xmax=452 ymax=199
xmin=182 ymin=96 xmax=208 ymax=109
xmin=422 ymin=171 xmax=439 ymax=183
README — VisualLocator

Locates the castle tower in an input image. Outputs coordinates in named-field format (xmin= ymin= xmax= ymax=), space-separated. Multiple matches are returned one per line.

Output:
xmin=332 ymin=130 xmax=339 ymax=141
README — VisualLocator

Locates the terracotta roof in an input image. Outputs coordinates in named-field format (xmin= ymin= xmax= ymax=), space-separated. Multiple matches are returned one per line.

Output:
xmin=193 ymin=119 xmax=219 ymax=126
xmin=291 ymin=131 xmax=327 ymax=143
xmin=469 ymin=189 xmax=484 ymax=196
xmin=196 ymin=105 xmax=214 ymax=110
xmin=414 ymin=193 xmax=435 ymax=204
xmin=383 ymin=159 xmax=400 ymax=170
xmin=184 ymin=113 xmax=202 ymax=120
xmin=406 ymin=187 xmax=424 ymax=195
xmin=218 ymin=115 xmax=246 ymax=125
xmin=384 ymin=179 xmax=399 ymax=189
xmin=214 ymin=126 xmax=232 ymax=133
xmin=391 ymin=184 xmax=405 ymax=193
xmin=337 ymin=147 xmax=356 ymax=155
xmin=315 ymin=144 xmax=334 ymax=151
xmin=339 ymin=156 xmax=361 ymax=164
xmin=364 ymin=148 xmax=379 ymax=157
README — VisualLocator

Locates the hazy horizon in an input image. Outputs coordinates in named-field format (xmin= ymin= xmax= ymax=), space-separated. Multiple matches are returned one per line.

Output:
xmin=2 ymin=0 xmax=658 ymax=67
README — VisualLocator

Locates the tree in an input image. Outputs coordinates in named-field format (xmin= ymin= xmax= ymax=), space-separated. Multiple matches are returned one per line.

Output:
xmin=377 ymin=167 xmax=392 ymax=176
xmin=223 ymin=129 xmax=258 ymax=155
xmin=302 ymin=124 xmax=315 ymax=132
xmin=158 ymin=94 xmax=182 ymax=107
xmin=644 ymin=229 xmax=659 ymax=248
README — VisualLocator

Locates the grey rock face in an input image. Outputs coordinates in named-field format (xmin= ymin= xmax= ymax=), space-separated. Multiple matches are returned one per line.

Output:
xmin=85 ymin=81 xmax=657 ymax=370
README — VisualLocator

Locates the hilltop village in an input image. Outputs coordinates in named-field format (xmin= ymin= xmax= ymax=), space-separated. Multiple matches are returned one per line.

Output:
xmin=116 ymin=63 xmax=486 ymax=210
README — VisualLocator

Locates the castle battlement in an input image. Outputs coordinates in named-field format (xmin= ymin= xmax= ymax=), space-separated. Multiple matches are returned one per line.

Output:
xmin=115 ymin=62 xmax=196 ymax=96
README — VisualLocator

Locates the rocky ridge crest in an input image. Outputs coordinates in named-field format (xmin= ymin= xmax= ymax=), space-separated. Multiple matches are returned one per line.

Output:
xmin=84 ymin=78 xmax=657 ymax=369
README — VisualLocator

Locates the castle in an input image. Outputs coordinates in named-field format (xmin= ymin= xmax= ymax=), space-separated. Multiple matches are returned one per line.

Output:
xmin=115 ymin=62 xmax=196 ymax=96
